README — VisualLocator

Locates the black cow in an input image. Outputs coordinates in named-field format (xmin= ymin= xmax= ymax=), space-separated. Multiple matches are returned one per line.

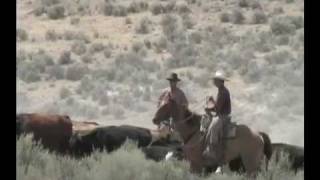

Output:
xmin=69 ymin=125 xmax=156 ymax=157
xmin=272 ymin=143 xmax=304 ymax=172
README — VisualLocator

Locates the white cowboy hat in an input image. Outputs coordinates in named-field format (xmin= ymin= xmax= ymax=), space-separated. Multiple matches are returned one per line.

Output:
xmin=212 ymin=71 xmax=229 ymax=81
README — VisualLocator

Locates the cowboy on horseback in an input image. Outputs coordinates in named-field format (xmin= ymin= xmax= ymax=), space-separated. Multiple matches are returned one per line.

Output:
xmin=157 ymin=73 xmax=189 ymax=130
xmin=203 ymin=70 xmax=231 ymax=167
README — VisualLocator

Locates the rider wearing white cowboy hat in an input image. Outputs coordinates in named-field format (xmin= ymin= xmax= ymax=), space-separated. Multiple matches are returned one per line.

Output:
xmin=203 ymin=70 xmax=232 ymax=167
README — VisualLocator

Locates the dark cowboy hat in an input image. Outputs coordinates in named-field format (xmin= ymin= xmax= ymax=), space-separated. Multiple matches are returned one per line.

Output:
xmin=166 ymin=73 xmax=181 ymax=82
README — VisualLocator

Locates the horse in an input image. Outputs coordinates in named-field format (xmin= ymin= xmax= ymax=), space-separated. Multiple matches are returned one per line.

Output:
xmin=152 ymin=98 xmax=271 ymax=177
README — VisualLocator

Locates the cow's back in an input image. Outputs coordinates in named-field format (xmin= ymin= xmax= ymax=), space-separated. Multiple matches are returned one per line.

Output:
xmin=16 ymin=113 xmax=73 ymax=153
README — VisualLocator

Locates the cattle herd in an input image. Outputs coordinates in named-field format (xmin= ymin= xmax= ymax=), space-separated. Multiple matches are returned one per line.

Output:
xmin=16 ymin=113 xmax=304 ymax=175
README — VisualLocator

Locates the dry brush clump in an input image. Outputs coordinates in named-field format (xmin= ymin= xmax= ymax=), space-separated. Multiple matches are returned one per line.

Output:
xmin=58 ymin=50 xmax=73 ymax=65
xmin=250 ymin=10 xmax=268 ymax=24
xmin=65 ymin=64 xmax=90 ymax=81
xmin=71 ymin=41 xmax=87 ymax=55
xmin=17 ymin=28 xmax=28 ymax=41
xmin=135 ymin=16 xmax=152 ymax=34
xmin=45 ymin=29 xmax=61 ymax=41
xmin=46 ymin=4 xmax=65 ymax=19
xmin=63 ymin=31 xmax=90 ymax=43
xmin=270 ymin=16 xmax=297 ymax=35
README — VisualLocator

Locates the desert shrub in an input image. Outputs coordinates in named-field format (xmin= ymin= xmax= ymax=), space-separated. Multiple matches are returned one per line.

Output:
xmin=65 ymin=64 xmax=89 ymax=81
xmin=63 ymin=31 xmax=90 ymax=43
xmin=190 ymin=31 xmax=202 ymax=44
xmin=251 ymin=10 xmax=267 ymax=24
xmin=238 ymin=0 xmax=249 ymax=8
xmin=150 ymin=2 xmax=164 ymax=15
xmin=58 ymin=51 xmax=73 ymax=65
xmin=103 ymin=48 xmax=112 ymax=58
xmin=70 ymin=17 xmax=80 ymax=25
xmin=17 ymin=28 xmax=28 ymax=41
xmin=46 ymin=65 xmax=65 ymax=80
xmin=135 ymin=16 xmax=152 ymax=34
xmin=286 ymin=0 xmax=295 ymax=3
xmin=46 ymin=4 xmax=65 ymax=20
xmin=153 ymin=36 xmax=168 ymax=53
xmin=60 ymin=87 xmax=72 ymax=99
xmin=144 ymin=39 xmax=152 ymax=49
xmin=81 ymin=53 xmax=94 ymax=64
xmin=163 ymin=1 xmax=176 ymax=13
xmin=287 ymin=16 xmax=304 ymax=29
xmin=71 ymin=41 xmax=87 ymax=55
xmin=128 ymin=1 xmax=148 ymax=13
xmin=31 ymin=51 xmax=55 ymax=70
xmin=220 ymin=12 xmax=230 ymax=22
xmin=89 ymin=42 xmax=105 ymax=54
xmin=230 ymin=9 xmax=245 ymax=24
xmin=276 ymin=35 xmax=290 ymax=46
xmin=125 ymin=17 xmax=132 ymax=24
xmin=17 ymin=49 xmax=28 ymax=64
xmin=45 ymin=29 xmax=60 ymax=41
xmin=113 ymin=5 xmax=128 ymax=17
xmin=41 ymin=0 xmax=60 ymax=6
xmin=103 ymin=2 xmax=114 ymax=16
xmin=265 ymin=49 xmax=293 ymax=65
xmin=161 ymin=14 xmax=180 ymax=41
xmin=166 ymin=42 xmax=198 ymax=68
xmin=176 ymin=1 xmax=190 ymax=14
xmin=273 ymin=7 xmax=284 ymax=15
xmin=181 ymin=13 xmax=194 ymax=29
xmin=132 ymin=41 xmax=144 ymax=53
xmin=249 ymin=0 xmax=262 ymax=10
xmin=270 ymin=17 xmax=296 ymax=35
xmin=25 ymin=71 xmax=42 ymax=83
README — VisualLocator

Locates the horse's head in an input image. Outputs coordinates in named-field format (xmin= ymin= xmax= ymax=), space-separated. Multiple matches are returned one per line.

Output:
xmin=152 ymin=96 xmax=178 ymax=125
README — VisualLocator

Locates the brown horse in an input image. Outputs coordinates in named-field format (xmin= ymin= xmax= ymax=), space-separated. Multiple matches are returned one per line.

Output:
xmin=152 ymin=99 xmax=269 ymax=177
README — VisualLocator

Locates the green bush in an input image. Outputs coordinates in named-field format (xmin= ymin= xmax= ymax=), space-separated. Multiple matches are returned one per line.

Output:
xmin=176 ymin=1 xmax=190 ymax=14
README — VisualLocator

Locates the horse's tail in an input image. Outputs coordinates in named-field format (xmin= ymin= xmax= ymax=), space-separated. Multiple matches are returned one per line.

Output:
xmin=259 ymin=132 xmax=272 ymax=171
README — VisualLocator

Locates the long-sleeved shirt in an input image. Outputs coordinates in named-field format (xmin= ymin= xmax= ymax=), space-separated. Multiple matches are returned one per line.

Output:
xmin=158 ymin=87 xmax=189 ymax=108
xmin=214 ymin=86 xmax=231 ymax=116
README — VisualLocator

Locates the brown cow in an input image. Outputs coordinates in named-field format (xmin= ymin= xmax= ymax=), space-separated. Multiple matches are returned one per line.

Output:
xmin=16 ymin=113 xmax=73 ymax=154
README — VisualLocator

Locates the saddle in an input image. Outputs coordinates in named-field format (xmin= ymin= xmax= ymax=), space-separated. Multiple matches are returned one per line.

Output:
xmin=200 ymin=115 xmax=237 ymax=139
